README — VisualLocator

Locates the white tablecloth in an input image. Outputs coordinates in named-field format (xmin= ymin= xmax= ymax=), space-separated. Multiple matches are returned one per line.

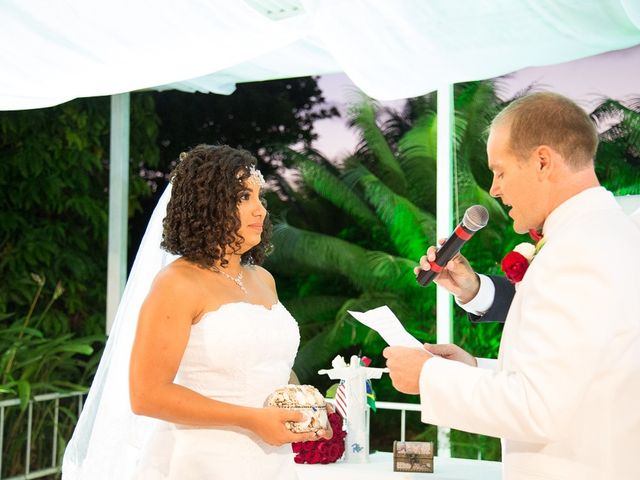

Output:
xmin=296 ymin=452 xmax=501 ymax=480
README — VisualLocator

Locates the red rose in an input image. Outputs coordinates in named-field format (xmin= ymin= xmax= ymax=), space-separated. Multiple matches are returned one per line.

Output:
xmin=307 ymin=450 xmax=323 ymax=464
xmin=316 ymin=441 xmax=328 ymax=454
xmin=328 ymin=412 xmax=344 ymax=432
xmin=501 ymin=251 xmax=529 ymax=283
xmin=327 ymin=441 xmax=344 ymax=461
xmin=291 ymin=412 xmax=347 ymax=464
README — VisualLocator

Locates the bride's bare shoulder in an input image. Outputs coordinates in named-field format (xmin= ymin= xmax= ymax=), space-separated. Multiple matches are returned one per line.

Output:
xmin=250 ymin=265 xmax=276 ymax=293
xmin=151 ymin=258 xmax=205 ymax=293
xmin=139 ymin=258 xmax=209 ymax=320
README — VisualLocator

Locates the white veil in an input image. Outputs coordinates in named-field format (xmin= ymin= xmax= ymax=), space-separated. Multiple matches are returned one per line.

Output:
xmin=62 ymin=184 xmax=178 ymax=479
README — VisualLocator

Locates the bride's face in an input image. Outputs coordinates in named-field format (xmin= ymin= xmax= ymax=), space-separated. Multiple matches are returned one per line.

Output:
xmin=235 ymin=179 xmax=267 ymax=252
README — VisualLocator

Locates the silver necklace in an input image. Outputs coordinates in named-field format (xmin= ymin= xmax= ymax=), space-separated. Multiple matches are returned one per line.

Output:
xmin=218 ymin=269 xmax=247 ymax=294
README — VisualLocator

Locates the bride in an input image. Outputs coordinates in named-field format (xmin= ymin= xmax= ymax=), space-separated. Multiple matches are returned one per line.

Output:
xmin=62 ymin=145 xmax=329 ymax=479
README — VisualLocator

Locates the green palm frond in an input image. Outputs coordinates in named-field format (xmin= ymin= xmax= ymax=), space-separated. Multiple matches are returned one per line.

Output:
xmin=453 ymin=159 xmax=508 ymax=229
xmin=296 ymin=156 xmax=379 ymax=225
xmin=596 ymin=141 xmax=640 ymax=195
xmin=397 ymin=113 xmax=438 ymax=212
xmin=363 ymin=251 xmax=435 ymax=306
xmin=357 ymin=171 xmax=436 ymax=260
xmin=270 ymin=221 xmax=367 ymax=276
xmin=292 ymin=323 xmax=350 ymax=383
xmin=592 ymin=99 xmax=640 ymax=194
xmin=348 ymin=96 xmax=408 ymax=194
xmin=455 ymin=82 xmax=504 ymax=191
xmin=450 ymin=84 xmax=509 ymax=228
xmin=282 ymin=295 xmax=348 ymax=329
xmin=594 ymin=99 xmax=640 ymax=155
xmin=270 ymin=222 xmax=432 ymax=300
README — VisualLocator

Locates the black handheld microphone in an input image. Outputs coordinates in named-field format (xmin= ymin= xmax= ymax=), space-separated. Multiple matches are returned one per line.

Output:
xmin=416 ymin=205 xmax=489 ymax=286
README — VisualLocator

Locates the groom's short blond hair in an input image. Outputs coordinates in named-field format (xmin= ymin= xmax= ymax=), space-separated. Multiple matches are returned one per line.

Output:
xmin=492 ymin=92 xmax=598 ymax=170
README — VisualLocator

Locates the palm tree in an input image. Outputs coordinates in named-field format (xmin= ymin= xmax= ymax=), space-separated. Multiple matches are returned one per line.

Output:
xmin=266 ymin=82 xmax=512 ymax=383
xmin=591 ymin=98 xmax=640 ymax=195
xmin=268 ymin=83 xmax=640 ymax=384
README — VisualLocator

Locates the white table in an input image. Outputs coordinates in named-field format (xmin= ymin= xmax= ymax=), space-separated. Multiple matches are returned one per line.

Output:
xmin=296 ymin=452 xmax=501 ymax=479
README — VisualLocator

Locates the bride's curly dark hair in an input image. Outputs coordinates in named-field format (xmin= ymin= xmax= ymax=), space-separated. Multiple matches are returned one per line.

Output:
xmin=161 ymin=144 xmax=272 ymax=269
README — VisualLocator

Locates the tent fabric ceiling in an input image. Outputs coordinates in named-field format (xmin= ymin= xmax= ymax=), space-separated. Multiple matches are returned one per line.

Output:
xmin=1 ymin=0 xmax=639 ymax=111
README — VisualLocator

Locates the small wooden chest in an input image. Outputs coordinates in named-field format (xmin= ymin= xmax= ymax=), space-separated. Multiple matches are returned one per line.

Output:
xmin=392 ymin=441 xmax=434 ymax=473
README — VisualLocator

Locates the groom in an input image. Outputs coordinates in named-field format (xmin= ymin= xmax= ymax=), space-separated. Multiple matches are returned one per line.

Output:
xmin=384 ymin=92 xmax=640 ymax=480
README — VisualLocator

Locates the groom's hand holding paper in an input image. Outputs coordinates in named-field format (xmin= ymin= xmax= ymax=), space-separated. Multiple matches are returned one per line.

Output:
xmin=348 ymin=306 xmax=433 ymax=395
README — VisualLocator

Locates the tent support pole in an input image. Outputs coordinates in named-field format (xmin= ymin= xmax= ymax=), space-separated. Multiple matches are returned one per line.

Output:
xmin=106 ymin=93 xmax=130 ymax=334
xmin=436 ymin=84 xmax=454 ymax=458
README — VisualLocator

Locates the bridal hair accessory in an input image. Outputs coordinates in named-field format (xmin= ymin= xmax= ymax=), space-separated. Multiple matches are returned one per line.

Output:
xmin=237 ymin=165 xmax=265 ymax=187
xmin=501 ymin=237 xmax=546 ymax=283
xmin=249 ymin=165 xmax=265 ymax=186
xmin=216 ymin=268 xmax=247 ymax=294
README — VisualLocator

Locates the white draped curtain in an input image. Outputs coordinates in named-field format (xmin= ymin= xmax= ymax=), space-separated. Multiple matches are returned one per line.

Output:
xmin=1 ymin=0 xmax=639 ymax=110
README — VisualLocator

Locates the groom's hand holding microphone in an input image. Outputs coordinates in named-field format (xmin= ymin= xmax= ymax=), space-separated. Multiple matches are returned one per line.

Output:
xmin=386 ymin=206 xmax=489 ymax=393
xmin=414 ymin=205 xmax=488 ymax=304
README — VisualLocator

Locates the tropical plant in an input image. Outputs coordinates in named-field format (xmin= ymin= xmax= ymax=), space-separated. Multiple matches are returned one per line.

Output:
xmin=267 ymin=83 xmax=511 ymax=383
xmin=0 ymin=93 xmax=159 ymax=477
xmin=0 ymin=94 xmax=159 ymax=337
xmin=0 ymin=275 xmax=101 ymax=478
xmin=592 ymin=98 xmax=640 ymax=195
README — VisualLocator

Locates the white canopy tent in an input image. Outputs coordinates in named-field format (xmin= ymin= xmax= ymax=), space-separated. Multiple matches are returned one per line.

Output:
xmin=1 ymin=0 xmax=639 ymax=342
xmin=2 ymin=0 xmax=640 ymax=109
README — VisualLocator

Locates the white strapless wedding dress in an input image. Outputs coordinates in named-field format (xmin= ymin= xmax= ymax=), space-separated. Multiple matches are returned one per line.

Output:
xmin=133 ymin=301 xmax=301 ymax=480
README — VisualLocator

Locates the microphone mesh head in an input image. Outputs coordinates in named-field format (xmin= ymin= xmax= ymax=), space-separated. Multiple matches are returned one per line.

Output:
xmin=462 ymin=205 xmax=489 ymax=232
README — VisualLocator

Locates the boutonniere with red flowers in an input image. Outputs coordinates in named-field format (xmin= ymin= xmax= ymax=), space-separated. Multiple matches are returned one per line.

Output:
xmin=501 ymin=230 xmax=546 ymax=284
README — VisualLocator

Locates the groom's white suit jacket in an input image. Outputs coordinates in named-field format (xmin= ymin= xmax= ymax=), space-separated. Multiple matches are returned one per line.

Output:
xmin=419 ymin=187 xmax=640 ymax=480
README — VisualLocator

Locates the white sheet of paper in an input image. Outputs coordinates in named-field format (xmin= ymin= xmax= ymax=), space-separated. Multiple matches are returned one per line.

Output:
xmin=348 ymin=306 xmax=426 ymax=350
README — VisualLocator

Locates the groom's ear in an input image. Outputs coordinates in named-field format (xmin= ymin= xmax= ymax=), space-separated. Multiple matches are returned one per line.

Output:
xmin=533 ymin=145 xmax=554 ymax=180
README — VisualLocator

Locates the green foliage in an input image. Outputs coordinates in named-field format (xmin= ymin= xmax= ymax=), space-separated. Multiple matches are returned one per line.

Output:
xmin=268 ymin=83 xmax=510 ymax=391
xmin=146 ymin=77 xmax=339 ymax=186
xmin=0 ymin=277 xmax=101 ymax=478
xmin=592 ymin=99 xmax=640 ymax=195
xmin=0 ymin=94 xmax=159 ymax=336
xmin=0 ymin=93 xmax=159 ymax=476
xmin=0 ymin=275 xmax=99 ymax=400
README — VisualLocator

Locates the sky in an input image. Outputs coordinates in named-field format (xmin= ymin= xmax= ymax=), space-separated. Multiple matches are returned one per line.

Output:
xmin=312 ymin=44 xmax=640 ymax=161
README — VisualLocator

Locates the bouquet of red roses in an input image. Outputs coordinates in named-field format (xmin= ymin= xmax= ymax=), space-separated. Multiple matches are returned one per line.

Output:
xmin=292 ymin=411 xmax=346 ymax=464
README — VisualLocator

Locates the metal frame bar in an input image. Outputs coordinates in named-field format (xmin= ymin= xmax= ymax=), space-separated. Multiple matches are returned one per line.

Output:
xmin=0 ymin=392 xmax=84 ymax=480
xmin=435 ymin=85 xmax=454 ymax=458
xmin=106 ymin=93 xmax=131 ymax=334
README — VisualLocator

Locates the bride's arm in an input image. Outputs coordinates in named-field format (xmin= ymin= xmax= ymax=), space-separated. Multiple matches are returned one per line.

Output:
xmin=129 ymin=267 xmax=316 ymax=446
